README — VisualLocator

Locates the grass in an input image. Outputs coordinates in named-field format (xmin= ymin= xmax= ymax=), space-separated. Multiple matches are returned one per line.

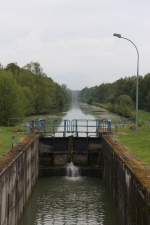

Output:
xmin=0 ymin=126 xmax=25 ymax=156
xmin=117 ymin=127 xmax=150 ymax=165
xmin=0 ymin=112 xmax=65 ymax=157
xmin=138 ymin=110 xmax=150 ymax=125
xmin=116 ymin=110 xmax=150 ymax=165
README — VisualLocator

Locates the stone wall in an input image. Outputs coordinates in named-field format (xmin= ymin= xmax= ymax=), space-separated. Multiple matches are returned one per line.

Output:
xmin=102 ymin=136 xmax=150 ymax=225
xmin=0 ymin=135 xmax=39 ymax=225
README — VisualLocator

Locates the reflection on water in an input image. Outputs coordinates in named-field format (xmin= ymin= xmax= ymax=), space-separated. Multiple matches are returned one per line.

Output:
xmin=62 ymin=103 xmax=123 ymax=122
xmin=57 ymin=102 xmax=123 ymax=137
xmin=63 ymin=105 xmax=94 ymax=120
xmin=56 ymin=98 xmax=96 ymax=136
xmin=79 ymin=103 xmax=124 ymax=123
xmin=20 ymin=177 xmax=120 ymax=225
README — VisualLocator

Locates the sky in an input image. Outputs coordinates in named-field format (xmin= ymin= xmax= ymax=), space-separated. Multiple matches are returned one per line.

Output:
xmin=0 ymin=0 xmax=150 ymax=90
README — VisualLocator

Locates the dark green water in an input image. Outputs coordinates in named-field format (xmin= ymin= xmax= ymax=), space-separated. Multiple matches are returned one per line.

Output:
xmin=20 ymin=177 xmax=120 ymax=225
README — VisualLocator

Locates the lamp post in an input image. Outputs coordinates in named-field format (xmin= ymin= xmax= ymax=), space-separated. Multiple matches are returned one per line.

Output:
xmin=113 ymin=33 xmax=139 ymax=130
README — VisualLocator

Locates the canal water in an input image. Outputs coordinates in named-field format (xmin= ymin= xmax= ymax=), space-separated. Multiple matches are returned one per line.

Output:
xmin=20 ymin=177 xmax=120 ymax=225
xmin=20 ymin=101 xmax=121 ymax=225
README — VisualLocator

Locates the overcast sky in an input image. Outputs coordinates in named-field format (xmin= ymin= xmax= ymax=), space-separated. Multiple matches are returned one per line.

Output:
xmin=0 ymin=0 xmax=150 ymax=89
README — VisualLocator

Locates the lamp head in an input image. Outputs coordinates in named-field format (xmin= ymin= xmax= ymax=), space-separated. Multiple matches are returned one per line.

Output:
xmin=113 ymin=33 xmax=122 ymax=38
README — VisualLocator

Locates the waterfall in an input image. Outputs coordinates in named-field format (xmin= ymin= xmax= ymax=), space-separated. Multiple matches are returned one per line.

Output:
xmin=66 ymin=162 xmax=80 ymax=179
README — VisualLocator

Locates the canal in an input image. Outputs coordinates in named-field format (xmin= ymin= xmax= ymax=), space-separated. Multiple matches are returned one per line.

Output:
xmin=19 ymin=102 xmax=122 ymax=225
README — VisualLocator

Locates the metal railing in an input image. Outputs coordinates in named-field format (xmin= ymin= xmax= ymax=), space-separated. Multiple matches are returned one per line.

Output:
xmin=28 ymin=119 xmax=112 ymax=137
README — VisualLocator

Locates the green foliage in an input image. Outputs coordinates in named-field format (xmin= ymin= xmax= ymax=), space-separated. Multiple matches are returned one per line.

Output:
xmin=0 ymin=62 xmax=71 ymax=126
xmin=80 ymin=74 xmax=150 ymax=118
xmin=112 ymin=95 xmax=134 ymax=118
xmin=0 ymin=71 xmax=25 ymax=125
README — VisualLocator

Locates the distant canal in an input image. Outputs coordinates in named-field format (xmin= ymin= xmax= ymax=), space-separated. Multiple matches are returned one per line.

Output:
xmin=19 ymin=103 xmax=122 ymax=225
xmin=60 ymin=102 xmax=123 ymax=123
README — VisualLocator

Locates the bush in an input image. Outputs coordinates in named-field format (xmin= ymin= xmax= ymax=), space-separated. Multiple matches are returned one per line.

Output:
xmin=113 ymin=95 xmax=134 ymax=118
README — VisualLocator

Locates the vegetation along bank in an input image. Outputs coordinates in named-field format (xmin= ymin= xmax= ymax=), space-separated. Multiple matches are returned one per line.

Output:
xmin=0 ymin=62 xmax=71 ymax=126
xmin=80 ymin=74 xmax=150 ymax=119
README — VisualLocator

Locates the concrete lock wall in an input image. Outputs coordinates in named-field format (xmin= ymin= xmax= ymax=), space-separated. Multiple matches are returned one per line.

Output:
xmin=0 ymin=136 xmax=39 ymax=225
xmin=1 ymin=134 xmax=150 ymax=225
xmin=102 ymin=137 xmax=150 ymax=225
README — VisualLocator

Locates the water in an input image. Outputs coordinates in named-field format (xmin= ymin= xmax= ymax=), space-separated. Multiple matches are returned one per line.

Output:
xmin=66 ymin=162 xmax=80 ymax=180
xmin=20 ymin=177 xmax=120 ymax=225
xmin=19 ymin=97 xmax=122 ymax=225
xmin=63 ymin=91 xmax=122 ymax=122
xmin=56 ymin=90 xmax=122 ymax=137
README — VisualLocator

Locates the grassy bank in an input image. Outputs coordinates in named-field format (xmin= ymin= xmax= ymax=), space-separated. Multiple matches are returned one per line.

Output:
xmin=0 ymin=112 xmax=65 ymax=156
xmin=117 ymin=127 xmax=150 ymax=165
xmin=90 ymin=103 xmax=150 ymax=165
xmin=115 ymin=110 xmax=150 ymax=165
xmin=0 ymin=126 xmax=25 ymax=156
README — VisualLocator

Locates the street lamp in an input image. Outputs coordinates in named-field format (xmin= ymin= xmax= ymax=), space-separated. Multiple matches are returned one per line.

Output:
xmin=113 ymin=33 xmax=139 ymax=130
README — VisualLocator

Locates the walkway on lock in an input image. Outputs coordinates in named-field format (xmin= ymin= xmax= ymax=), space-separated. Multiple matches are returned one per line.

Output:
xmin=29 ymin=119 xmax=112 ymax=137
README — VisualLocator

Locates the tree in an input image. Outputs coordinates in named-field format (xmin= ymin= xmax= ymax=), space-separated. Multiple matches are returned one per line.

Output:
xmin=0 ymin=62 xmax=70 ymax=125
xmin=23 ymin=62 xmax=43 ymax=75
xmin=145 ymin=91 xmax=150 ymax=111
xmin=6 ymin=63 xmax=20 ymax=75
xmin=114 ymin=95 xmax=134 ymax=118
xmin=0 ymin=71 xmax=26 ymax=125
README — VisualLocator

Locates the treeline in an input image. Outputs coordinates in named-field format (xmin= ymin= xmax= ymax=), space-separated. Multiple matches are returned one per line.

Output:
xmin=80 ymin=74 xmax=150 ymax=118
xmin=0 ymin=62 xmax=71 ymax=125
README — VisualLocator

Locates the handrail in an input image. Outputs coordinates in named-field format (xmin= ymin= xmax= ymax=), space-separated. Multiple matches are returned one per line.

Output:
xmin=27 ymin=119 xmax=112 ymax=137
